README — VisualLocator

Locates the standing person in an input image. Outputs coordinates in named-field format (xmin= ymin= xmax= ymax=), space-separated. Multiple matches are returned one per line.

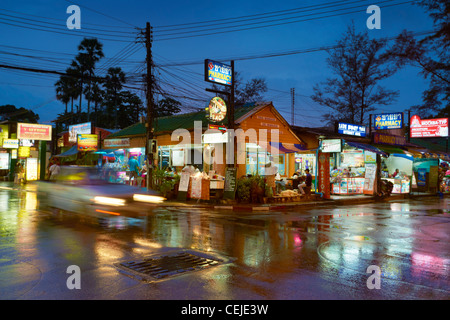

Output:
xmin=299 ymin=168 xmax=312 ymax=195
xmin=48 ymin=160 xmax=61 ymax=181
xmin=14 ymin=161 xmax=24 ymax=185
xmin=128 ymin=156 xmax=140 ymax=185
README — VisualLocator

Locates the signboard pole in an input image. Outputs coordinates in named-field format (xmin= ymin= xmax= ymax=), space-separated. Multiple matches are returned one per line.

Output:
xmin=39 ymin=141 xmax=46 ymax=181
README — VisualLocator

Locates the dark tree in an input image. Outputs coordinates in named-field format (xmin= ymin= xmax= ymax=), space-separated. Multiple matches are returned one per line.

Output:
xmin=155 ymin=97 xmax=182 ymax=117
xmin=0 ymin=105 xmax=40 ymax=123
xmin=387 ymin=0 xmax=449 ymax=118
xmin=212 ymin=71 xmax=268 ymax=106
xmin=312 ymin=24 xmax=399 ymax=125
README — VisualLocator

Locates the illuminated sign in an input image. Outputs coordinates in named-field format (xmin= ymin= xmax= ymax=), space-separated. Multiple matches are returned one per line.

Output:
xmin=410 ymin=115 xmax=448 ymax=138
xmin=0 ymin=153 xmax=9 ymax=169
xmin=374 ymin=112 xmax=403 ymax=130
xmin=2 ymin=139 xmax=19 ymax=148
xmin=206 ymin=97 xmax=227 ymax=123
xmin=373 ymin=132 xmax=406 ymax=146
xmin=321 ymin=139 xmax=342 ymax=153
xmin=208 ymin=124 xmax=227 ymax=132
xmin=338 ymin=122 xmax=366 ymax=137
xmin=18 ymin=146 xmax=31 ymax=158
xmin=77 ymin=134 xmax=98 ymax=151
xmin=26 ymin=158 xmax=38 ymax=181
xmin=17 ymin=123 xmax=52 ymax=141
xmin=20 ymin=139 xmax=34 ymax=147
xmin=0 ymin=124 xmax=8 ymax=146
xmin=69 ymin=122 xmax=91 ymax=143
xmin=104 ymin=138 xmax=130 ymax=148
xmin=204 ymin=59 xmax=232 ymax=86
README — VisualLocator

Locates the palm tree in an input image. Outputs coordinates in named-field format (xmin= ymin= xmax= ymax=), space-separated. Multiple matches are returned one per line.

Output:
xmin=55 ymin=77 xmax=71 ymax=114
xmin=104 ymin=67 xmax=126 ymax=128
xmin=72 ymin=38 xmax=104 ymax=116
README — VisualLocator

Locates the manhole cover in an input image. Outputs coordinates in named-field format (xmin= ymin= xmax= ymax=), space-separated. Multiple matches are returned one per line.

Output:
xmin=115 ymin=250 xmax=229 ymax=282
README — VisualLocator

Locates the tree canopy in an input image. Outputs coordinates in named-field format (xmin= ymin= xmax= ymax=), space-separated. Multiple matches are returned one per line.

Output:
xmin=0 ymin=104 xmax=40 ymax=123
xmin=312 ymin=24 xmax=399 ymax=126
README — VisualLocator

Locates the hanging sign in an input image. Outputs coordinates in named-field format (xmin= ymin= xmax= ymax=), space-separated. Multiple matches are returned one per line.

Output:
xmin=321 ymin=139 xmax=342 ymax=153
xmin=204 ymin=59 xmax=233 ymax=86
xmin=410 ymin=115 xmax=448 ymax=138
xmin=206 ymin=96 xmax=227 ymax=123
xmin=374 ymin=113 xmax=403 ymax=130
xmin=337 ymin=122 xmax=366 ymax=137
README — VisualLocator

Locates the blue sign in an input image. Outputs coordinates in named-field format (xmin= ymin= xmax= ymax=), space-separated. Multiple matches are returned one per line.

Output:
xmin=374 ymin=112 xmax=403 ymax=130
xmin=205 ymin=59 xmax=233 ymax=86
xmin=338 ymin=123 xmax=366 ymax=137
xmin=418 ymin=168 xmax=426 ymax=187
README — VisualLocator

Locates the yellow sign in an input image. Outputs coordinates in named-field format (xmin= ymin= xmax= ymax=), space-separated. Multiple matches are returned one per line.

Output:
xmin=77 ymin=134 xmax=98 ymax=151
xmin=18 ymin=146 xmax=31 ymax=158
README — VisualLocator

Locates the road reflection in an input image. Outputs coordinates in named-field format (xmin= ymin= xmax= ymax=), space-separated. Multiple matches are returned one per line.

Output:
xmin=0 ymin=185 xmax=449 ymax=299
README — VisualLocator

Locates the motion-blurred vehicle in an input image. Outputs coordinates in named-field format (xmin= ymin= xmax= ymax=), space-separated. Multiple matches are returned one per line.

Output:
xmin=36 ymin=166 xmax=166 ymax=218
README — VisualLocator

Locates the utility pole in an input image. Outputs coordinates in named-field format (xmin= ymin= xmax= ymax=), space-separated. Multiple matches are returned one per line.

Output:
xmin=290 ymin=88 xmax=295 ymax=126
xmin=145 ymin=22 xmax=154 ymax=190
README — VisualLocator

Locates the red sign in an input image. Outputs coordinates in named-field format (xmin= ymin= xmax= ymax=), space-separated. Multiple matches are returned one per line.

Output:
xmin=318 ymin=152 xmax=330 ymax=199
xmin=17 ymin=123 xmax=52 ymax=141
xmin=410 ymin=115 xmax=448 ymax=138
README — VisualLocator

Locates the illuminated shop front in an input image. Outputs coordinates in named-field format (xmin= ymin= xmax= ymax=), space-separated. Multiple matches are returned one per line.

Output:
xmin=329 ymin=141 xmax=367 ymax=195
xmin=0 ymin=122 xmax=52 ymax=182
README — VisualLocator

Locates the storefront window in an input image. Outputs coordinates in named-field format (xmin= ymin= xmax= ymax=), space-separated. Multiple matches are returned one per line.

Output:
xmin=245 ymin=143 xmax=285 ymax=176
xmin=294 ymin=153 xmax=316 ymax=175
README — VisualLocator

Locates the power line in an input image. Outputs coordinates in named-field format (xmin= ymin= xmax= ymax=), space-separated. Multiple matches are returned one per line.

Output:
xmin=0 ymin=7 xmax=137 ymax=30
xmin=157 ymin=29 xmax=434 ymax=67
xmin=63 ymin=0 xmax=139 ymax=28
xmin=153 ymin=0 xmax=399 ymax=36
xmin=153 ymin=0 xmax=414 ymax=41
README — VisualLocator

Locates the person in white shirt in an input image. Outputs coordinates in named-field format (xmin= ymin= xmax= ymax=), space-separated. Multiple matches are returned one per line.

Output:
xmin=48 ymin=161 xmax=61 ymax=181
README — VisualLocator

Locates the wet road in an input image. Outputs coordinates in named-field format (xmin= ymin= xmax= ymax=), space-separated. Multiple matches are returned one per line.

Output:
xmin=0 ymin=183 xmax=449 ymax=300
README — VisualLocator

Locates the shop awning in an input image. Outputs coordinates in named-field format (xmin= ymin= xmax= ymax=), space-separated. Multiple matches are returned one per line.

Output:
xmin=256 ymin=141 xmax=308 ymax=153
xmin=53 ymin=144 xmax=78 ymax=157
xmin=345 ymin=141 xmax=388 ymax=157
xmin=93 ymin=149 xmax=117 ymax=155
xmin=374 ymin=145 xmax=409 ymax=155
xmin=269 ymin=142 xmax=308 ymax=153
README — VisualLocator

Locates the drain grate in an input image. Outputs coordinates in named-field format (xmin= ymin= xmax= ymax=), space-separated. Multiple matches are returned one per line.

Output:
xmin=116 ymin=250 xmax=226 ymax=282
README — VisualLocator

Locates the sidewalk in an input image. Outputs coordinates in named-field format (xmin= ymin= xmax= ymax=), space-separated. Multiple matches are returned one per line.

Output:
xmin=160 ymin=193 xmax=418 ymax=211
xmin=1 ymin=181 xmax=443 ymax=212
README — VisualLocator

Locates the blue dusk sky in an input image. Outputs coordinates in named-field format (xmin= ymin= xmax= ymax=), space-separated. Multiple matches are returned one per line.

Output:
xmin=0 ymin=0 xmax=435 ymax=127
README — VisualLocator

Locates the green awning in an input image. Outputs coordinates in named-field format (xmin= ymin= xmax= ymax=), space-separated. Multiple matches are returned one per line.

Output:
xmin=374 ymin=145 xmax=409 ymax=155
